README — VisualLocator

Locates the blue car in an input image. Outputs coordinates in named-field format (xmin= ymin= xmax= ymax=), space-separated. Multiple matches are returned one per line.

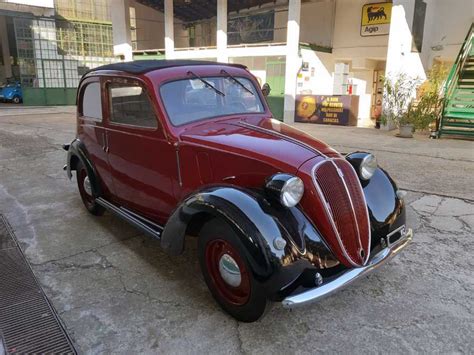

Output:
xmin=0 ymin=82 xmax=22 ymax=104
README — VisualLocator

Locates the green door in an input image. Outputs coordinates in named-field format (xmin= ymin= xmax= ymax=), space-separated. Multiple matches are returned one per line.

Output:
xmin=265 ymin=60 xmax=286 ymax=121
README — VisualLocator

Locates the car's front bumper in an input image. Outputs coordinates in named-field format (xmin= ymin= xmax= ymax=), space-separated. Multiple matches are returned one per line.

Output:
xmin=281 ymin=227 xmax=413 ymax=308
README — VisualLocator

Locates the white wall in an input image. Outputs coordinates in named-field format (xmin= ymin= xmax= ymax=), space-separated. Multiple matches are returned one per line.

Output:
xmin=300 ymin=1 xmax=335 ymax=48
xmin=298 ymin=49 xmax=335 ymax=94
xmin=133 ymin=1 xmax=164 ymax=50
xmin=131 ymin=0 xmax=188 ymax=50
xmin=423 ymin=0 xmax=473 ymax=64
xmin=385 ymin=0 xmax=426 ymax=79
xmin=333 ymin=0 xmax=390 ymax=60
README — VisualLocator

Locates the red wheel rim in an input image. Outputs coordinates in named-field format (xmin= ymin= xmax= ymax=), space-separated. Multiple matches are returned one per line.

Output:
xmin=205 ymin=239 xmax=251 ymax=306
xmin=78 ymin=169 xmax=93 ymax=207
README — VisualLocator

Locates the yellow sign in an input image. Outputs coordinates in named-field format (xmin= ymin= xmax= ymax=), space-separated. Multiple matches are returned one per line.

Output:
xmin=361 ymin=2 xmax=392 ymax=36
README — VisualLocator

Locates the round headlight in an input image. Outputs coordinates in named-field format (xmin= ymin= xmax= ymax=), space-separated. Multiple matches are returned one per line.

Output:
xmin=360 ymin=154 xmax=377 ymax=180
xmin=280 ymin=176 xmax=304 ymax=207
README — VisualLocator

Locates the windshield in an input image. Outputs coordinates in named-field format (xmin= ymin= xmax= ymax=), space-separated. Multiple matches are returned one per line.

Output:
xmin=160 ymin=76 xmax=265 ymax=126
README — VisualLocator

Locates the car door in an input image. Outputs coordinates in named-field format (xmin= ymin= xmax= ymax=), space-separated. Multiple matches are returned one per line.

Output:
xmin=77 ymin=77 xmax=115 ymax=198
xmin=103 ymin=77 xmax=177 ymax=224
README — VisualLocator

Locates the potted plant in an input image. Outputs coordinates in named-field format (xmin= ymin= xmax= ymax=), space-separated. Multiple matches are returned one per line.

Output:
xmin=381 ymin=73 xmax=422 ymax=137
xmin=415 ymin=63 xmax=449 ymax=134
xmin=381 ymin=65 xmax=449 ymax=138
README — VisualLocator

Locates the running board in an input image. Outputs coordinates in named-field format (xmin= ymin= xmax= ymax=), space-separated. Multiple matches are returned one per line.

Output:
xmin=96 ymin=198 xmax=163 ymax=240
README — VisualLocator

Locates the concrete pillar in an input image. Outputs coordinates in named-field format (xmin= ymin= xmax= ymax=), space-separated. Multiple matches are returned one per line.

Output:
xmin=382 ymin=0 xmax=426 ymax=130
xmin=216 ymin=0 xmax=228 ymax=63
xmin=164 ymin=0 xmax=175 ymax=59
xmin=0 ymin=16 xmax=12 ymax=78
xmin=111 ymin=0 xmax=133 ymax=61
xmin=283 ymin=0 xmax=301 ymax=124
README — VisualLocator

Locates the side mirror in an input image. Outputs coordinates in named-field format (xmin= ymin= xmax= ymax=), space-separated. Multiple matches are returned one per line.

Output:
xmin=261 ymin=83 xmax=271 ymax=97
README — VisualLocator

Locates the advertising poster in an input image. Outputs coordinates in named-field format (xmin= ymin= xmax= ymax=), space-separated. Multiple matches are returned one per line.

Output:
xmin=295 ymin=95 xmax=359 ymax=126
xmin=361 ymin=2 xmax=392 ymax=36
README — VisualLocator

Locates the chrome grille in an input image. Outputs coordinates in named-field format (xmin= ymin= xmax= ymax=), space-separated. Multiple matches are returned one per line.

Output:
xmin=312 ymin=159 xmax=370 ymax=266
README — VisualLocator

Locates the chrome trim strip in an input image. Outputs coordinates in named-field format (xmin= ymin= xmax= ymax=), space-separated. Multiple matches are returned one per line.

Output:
xmin=282 ymin=228 xmax=413 ymax=309
xmin=310 ymin=159 xmax=359 ymax=267
xmin=236 ymin=121 xmax=329 ymax=159
xmin=96 ymin=198 xmax=163 ymax=240
xmin=175 ymin=145 xmax=183 ymax=187
xmin=341 ymin=160 xmax=372 ymax=265
xmin=120 ymin=206 xmax=164 ymax=231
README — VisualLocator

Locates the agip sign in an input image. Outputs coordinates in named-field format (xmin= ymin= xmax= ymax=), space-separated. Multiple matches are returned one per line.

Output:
xmin=361 ymin=2 xmax=392 ymax=37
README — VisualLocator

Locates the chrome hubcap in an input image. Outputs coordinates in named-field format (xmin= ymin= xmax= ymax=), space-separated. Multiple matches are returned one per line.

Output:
xmin=218 ymin=254 xmax=241 ymax=287
xmin=83 ymin=176 xmax=92 ymax=196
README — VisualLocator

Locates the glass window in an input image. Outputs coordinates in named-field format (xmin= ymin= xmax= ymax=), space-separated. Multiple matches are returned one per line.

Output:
xmin=160 ymin=76 xmax=264 ymax=126
xmin=82 ymin=82 xmax=102 ymax=120
xmin=109 ymin=84 xmax=157 ymax=128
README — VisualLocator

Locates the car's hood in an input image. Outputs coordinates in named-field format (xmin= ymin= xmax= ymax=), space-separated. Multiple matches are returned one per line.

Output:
xmin=179 ymin=116 xmax=339 ymax=173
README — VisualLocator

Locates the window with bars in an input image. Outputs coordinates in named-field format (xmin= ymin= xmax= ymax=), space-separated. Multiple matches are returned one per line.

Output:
xmin=54 ymin=0 xmax=111 ymax=22
xmin=14 ymin=17 xmax=115 ymax=89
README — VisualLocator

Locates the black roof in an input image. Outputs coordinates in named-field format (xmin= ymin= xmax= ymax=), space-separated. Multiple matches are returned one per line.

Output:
xmin=88 ymin=60 xmax=246 ymax=75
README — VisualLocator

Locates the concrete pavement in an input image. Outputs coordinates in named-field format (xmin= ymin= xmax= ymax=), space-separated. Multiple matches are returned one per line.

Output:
xmin=0 ymin=108 xmax=472 ymax=354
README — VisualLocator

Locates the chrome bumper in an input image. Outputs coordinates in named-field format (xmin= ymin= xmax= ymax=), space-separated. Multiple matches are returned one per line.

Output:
xmin=282 ymin=228 xmax=413 ymax=309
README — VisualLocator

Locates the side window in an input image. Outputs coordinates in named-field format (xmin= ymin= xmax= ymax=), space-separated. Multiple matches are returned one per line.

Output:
xmin=82 ymin=82 xmax=102 ymax=120
xmin=108 ymin=83 xmax=157 ymax=128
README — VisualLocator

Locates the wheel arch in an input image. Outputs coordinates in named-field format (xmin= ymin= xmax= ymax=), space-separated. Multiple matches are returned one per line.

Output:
xmin=66 ymin=139 xmax=102 ymax=198
xmin=160 ymin=186 xmax=288 ymax=279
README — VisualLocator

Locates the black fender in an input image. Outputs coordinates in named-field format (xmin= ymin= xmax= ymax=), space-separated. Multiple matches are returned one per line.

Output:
xmin=65 ymin=139 xmax=102 ymax=198
xmin=161 ymin=186 xmax=337 ymax=300
xmin=362 ymin=167 xmax=406 ymax=244
xmin=346 ymin=152 xmax=406 ymax=246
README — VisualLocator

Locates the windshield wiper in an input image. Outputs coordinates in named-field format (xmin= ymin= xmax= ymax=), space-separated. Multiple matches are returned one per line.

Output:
xmin=187 ymin=71 xmax=225 ymax=96
xmin=220 ymin=69 xmax=255 ymax=96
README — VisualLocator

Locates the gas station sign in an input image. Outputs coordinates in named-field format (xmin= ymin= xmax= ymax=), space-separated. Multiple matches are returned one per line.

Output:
xmin=361 ymin=2 xmax=392 ymax=37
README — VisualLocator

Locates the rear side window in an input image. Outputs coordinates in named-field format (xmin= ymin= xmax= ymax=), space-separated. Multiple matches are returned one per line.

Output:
xmin=108 ymin=83 xmax=157 ymax=128
xmin=82 ymin=82 xmax=102 ymax=120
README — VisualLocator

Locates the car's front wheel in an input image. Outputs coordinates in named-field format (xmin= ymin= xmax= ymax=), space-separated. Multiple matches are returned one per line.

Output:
xmin=76 ymin=161 xmax=105 ymax=216
xmin=198 ymin=218 xmax=269 ymax=322
xmin=12 ymin=96 xmax=21 ymax=104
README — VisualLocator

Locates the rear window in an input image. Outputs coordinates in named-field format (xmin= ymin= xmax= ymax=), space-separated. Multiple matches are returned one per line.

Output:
xmin=82 ymin=82 xmax=102 ymax=120
xmin=160 ymin=76 xmax=264 ymax=126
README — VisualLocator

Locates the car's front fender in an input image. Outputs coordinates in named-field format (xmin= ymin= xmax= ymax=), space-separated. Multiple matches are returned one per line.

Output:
xmin=362 ymin=167 xmax=406 ymax=242
xmin=161 ymin=186 xmax=337 ymax=299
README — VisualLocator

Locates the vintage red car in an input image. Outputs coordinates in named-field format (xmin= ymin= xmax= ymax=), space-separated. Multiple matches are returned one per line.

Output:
xmin=64 ymin=60 xmax=412 ymax=322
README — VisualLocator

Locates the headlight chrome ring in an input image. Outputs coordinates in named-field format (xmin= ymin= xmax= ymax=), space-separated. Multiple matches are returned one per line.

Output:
xmin=280 ymin=176 xmax=304 ymax=207
xmin=359 ymin=153 xmax=378 ymax=180
xmin=265 ymin=173 xmax=305 ymax=208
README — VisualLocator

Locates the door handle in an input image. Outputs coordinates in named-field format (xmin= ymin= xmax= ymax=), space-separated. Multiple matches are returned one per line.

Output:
xmin=102 ymin=132 xmax=109 ymax=153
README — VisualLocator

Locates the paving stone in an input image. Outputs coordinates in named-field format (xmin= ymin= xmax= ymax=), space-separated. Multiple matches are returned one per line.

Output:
xmin=1 ymin=109 xmax=473 ymax=354
xmin=410 ymin=195 xmax=443 ymax=215
xmin=434 ymin=198 xmax=474 ymax=217
xmin=459 ymin=214 xmax=474 ymax=231
xmin=428 ymin=216 xmax=464 ymax=233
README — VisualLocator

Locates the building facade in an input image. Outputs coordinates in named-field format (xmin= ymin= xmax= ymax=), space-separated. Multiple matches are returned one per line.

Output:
xmin=111 ymin=0 xmax=473 ymax=126
xmin=0 ymin=0 xmax=115 ymax=105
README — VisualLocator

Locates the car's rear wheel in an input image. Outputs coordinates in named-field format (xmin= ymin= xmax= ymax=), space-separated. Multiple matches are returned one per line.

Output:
xmin=76 ymin=161 xmax=105 ymax=216
xmin=198 ymin=218 xmax=269 ymax=322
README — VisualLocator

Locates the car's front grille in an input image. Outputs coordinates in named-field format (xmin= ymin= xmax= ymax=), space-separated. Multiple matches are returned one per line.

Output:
xmin=312 ymin=158 xmax=370 ymax=266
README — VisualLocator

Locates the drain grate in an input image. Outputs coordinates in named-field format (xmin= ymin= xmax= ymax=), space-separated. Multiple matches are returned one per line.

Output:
xmin=0 ymin=215 xmax=76 ymax=354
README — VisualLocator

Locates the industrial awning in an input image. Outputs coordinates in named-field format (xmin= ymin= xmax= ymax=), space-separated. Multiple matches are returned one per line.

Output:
xmin=135 ymin=0 xmax=283 ymax=22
